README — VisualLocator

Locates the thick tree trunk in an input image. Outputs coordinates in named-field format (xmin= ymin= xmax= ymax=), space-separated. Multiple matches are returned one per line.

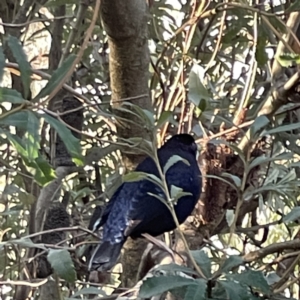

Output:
xmin=101 ymin=0 xmax=152 ymax=169
xmin=100 ymin=0 xmax=152 ymax=287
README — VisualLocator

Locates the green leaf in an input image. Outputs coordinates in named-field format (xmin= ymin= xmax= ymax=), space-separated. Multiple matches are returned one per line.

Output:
xmin=190 ymin=250 xmax=211 ymax=278
xmin=266 ymin=122 xmax=300 ymax=135
xmin=188 ymin=64 xmax=211 ymax=107
xmin=34 ymin=54 xmax=76 ymax=100
xmin=184 ymin=280 xmax=206 ymax=300
xmin=26 ymin=112 xmax=40 ymax=161
xmin=226 ymin=209 xmax=235 ymax=227
xmin=0 ymin=47 xmax=6 ymax=82
xmin=123 ymin=171 xmax=148 ymax=183
xmin=277 ymin=53 xmax=300 ymax=67
xmin=164 ymin=154 xmax=190 ymax=174
xmin=248 ymin=152 xmax=294 ymax=171
xmin=0 ymin=129 xmax=28 ymax=157
xmin=0 ymin=237 xmax=46 ymax=250
xmin=34 ymin=157 xmax=56 ymax=186
xmin=265 ymin=272 xmax=280 ymax=285
xmin=7 ymin=35 xmax=31 ymax=99
xmin=156 ymin=111 xmax=173 ymax=128
xmin=219 ymin=280 xmax=248 ymax=299
xmin=139 ymin=275 xmax=196 ymax=298
xmin=287 ymin=1 xmax=300 ymax=12
xmin=0 ymin=88 xmax=25 ymax=104
xmin=0 ymin=110 xmax=28 ymax=127
xmin=221 ymin=172 xmax=241 ymax=188
xmin=248 ymin=115 xmax=269 ymax=139
xmin=154 ymin=263 xmax=198 ymax=276
xmin=42 ymin=113 xmax=83 ymax=164
xmin=205 ymin=174 xmax=238 ymax=193
xmin=170 ymin=185 xmax=192 ymax=203
xmin=282 ymin=207 xmax=300 ymax=223
xmin=47 ymin=249 xmax=76 ymax=283
xmin=227 ymin=270 xmax=270 ymax=294
xmin=220 ymin=255 xmax=244 ymax=273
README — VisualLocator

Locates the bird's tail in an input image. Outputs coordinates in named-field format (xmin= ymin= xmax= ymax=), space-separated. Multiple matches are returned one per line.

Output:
xmin=88 ymin=240 xmax=124 ymax=272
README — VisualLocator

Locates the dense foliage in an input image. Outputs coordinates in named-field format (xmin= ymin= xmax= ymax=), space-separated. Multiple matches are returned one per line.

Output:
xmin=1 ymin=0 xmax=300 ymax=299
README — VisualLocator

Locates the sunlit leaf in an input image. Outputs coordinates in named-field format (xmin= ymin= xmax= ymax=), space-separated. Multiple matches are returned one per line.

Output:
xmin=47 ymin=249 xmax=76 ymax=283
xmin=26 ymin=112 xmax=40 ymax=161
xmin=34 ymin=157 xmax=56 ymax=186
xmin=277 ymin=53 xmax=300 ymax=67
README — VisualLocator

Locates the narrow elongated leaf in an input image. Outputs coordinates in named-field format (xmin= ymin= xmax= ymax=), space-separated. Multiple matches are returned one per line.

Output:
xmin=226 ymin=209 xmax=235 ymax=227
xmin=34 ymin=54 xmax=76 ymax=100
xmin=0 ymin=47 xmax=6 ymax=82
xmin=248 ymin=152 xmax=293 ymax=170
xmin=42 ymin=113 xmax=83 ymax=164
xmin=156 ymin=111 xmax=173 ymax=128
xmin=190 ymin=250 xmax=211 ymax=278
xmin=0 ymin=237 xmax=46 ymax=250
xmin=123 ymin=171 xmax=148 ymax=183
xmin=248 ymin=115 xmax=269 ymax=138
xmin=164 ymin=154 xmax=190 ymax=174
xmin=0 ymin=129 xmax=28 ymax=157
xmin=7 ymin=36 xmax=31 ymax=99
xmin=282 ymin=207 xmax=300 ymax=223
xmin=47 ymin=249 xmax=76 ymax=283
xmin=0 ymin=88 xmax=25 ymax=104
xmin=221 ymin=172 xmax=241 ymax=188
xmin=26 ymin=112 xmax=40 ymax=161
xmin=154 ymin=263 xmax=198 ymax=276
xmin=34 ymin=157 xmax=56 ymax=186
xmin=188 ymin=64 xmax=211 ymax=107
xmin=267 ymin=122 xmax=300 ymax=135
xmin=139 ymin=275 xmax=196 ymax=298
xmin=0 ymin=110 xmax=28 ymax=127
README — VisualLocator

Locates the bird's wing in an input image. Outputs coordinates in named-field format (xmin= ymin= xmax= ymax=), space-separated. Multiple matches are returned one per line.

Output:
xmin=89 ymin=184 xmax=124 ymax=231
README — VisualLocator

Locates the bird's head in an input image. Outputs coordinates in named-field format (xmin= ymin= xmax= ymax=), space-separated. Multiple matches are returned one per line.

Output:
xmin=163 ymin=133 xmax=198 ymax=157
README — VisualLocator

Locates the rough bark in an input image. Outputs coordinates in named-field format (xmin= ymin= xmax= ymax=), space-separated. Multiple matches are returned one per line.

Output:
xmin=100 ymin=0 xmax=152 ymax=169
xmin=100 ymin=0 xmax=152 ymax=287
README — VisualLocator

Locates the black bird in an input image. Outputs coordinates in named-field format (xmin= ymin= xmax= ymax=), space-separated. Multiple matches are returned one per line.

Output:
xmin=88 ymin=134 xmax=202 ymax=271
